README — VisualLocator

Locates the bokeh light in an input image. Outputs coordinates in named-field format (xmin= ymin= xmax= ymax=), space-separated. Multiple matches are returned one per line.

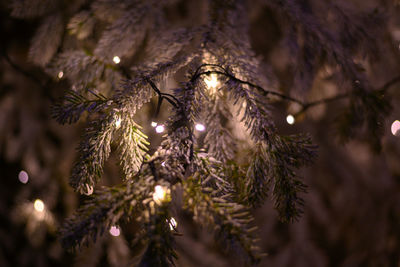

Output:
xmin=286 ymin=114 xmax=295 ymax=125
xmin=109 ymin=226 xmax=120 ymax=237
xmin=391 ymin=120 xmax=400 ymax=137
xmin=34 ymin=199 xmax=45 ymax=212
xmin=18 ymin=170 xmax=29 ymax=184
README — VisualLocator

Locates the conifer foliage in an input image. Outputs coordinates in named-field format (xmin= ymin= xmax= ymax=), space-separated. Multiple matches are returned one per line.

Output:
xmin=9 ymin=0 xmax=398 ymax=265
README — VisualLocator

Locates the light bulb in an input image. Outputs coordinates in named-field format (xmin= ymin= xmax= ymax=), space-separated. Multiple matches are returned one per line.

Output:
xmin=391 ymin=120 xmax=400 ymax=137
xmin=58 ymin=71 xmax=64 ymax=79
xmin=155 ymin=125 xmax=165 ymax=133
xmin=109 ymin=226 xmax=120 ymax=236
xmin=168 ymin=217 xmax=177 ymax=231
xmin=18 ymin=170 xmax=29 ymax=184
xmin=115 ymin=117 xmax=122 ymax=129
xmin=34 ymin=199 xmax=45 ymax=212
xmin=152 ymin=185 xmax=169 ymax=205
xmin=286 ymin=114 xmax=295 ymax=125
xmin=84 ymin=184 xmax=93 ymax=196
xmin=113 ymin=56 xmax=120 ymax=64
xmin=204 ymin=74 xmax=219 ymax=90
xmin=151 ymin=121 xmax=158 ymax=127
xmin=195 ymin=123 xmax=206 ymax=132
xmin=161 ymin=162 xmax=166 ymax=167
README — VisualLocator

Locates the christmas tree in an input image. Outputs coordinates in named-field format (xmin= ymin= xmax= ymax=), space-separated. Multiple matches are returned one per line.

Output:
xmin=2 ymin=0 xmax=400 ymax=266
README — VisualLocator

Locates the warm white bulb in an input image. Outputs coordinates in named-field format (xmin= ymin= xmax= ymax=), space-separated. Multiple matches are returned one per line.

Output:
xmin=391 ymin=120 xmax=400 ymax=137
xmin=204 ymin=74 xmax=219 ymax=90
xmin=84 ymin=184 xmax=93 ymax=196
xmin=286 ymin=114 xmax=295 ymax=125
xmin=58 ymin=71 xmax=64 ymax=79
xmin=113 ymin=56 xmax=120 ymax=64
xmin=151 ymin=121 xmax=158 ymax=127
xmin=109 ymin=226 xmax=120 ymax=237
xmin=168 ymin=217 xmax=177 ymax=231
xmin=18 ymin=170 xmax=29 ymax=184
xmin=161 ymin=162 xmax=166 ymax=167
xmin=153 ymin=185 xmax=168 ymax=205
xmin=155 ymin=125 xmax=165 ymax=133
xmin=34 ymin=199 xmax=45 ymax=212
xmin=115 ymin=117 xmax=122 ymax=129
xmin=195 ymin=123 xmax=206 ymax=132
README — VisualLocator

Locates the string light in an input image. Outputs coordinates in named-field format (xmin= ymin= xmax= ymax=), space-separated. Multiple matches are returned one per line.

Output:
xmin=286 ymin=114 xmax=295 ymax=125
xmin=58 ymin=71 xmax=64 ymax=79
xmin=155 ymin=125 xmax=165 ymax=133
xmin=113 ymin=56 xmax=121 ymax=64
xmin=84 ymin=184 xmax=93 ymax=196
xmin=115 ymin=117 xmax=122 ymax=129
xmin=109 ymin=226 xmax=120 ymax=237
xmin=195 ymin=123 xmax=206 ymax=132
xmin=151 ymin=121 xmax=158 ymax=127
xmin=18 ymin=170 xmax=29 ymax=184
xmin=161 ymin=162 xmax=166 ymax=167
xmin=34 ymin=199 xmax=45 ymax=212
xmin=152 ymin=185 xmax=169 ymax=205
xmin=204 ymin=74 xmax=219 ymax=91
xmin=391 ymin=120 xmax=400 ymax=137
xmin=168 ymin=217 xmax=177 ymax=231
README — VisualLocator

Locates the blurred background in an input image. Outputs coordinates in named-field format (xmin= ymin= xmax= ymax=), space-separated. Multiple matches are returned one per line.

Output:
xmin=1 ymin=0 xmax=400 ymax=266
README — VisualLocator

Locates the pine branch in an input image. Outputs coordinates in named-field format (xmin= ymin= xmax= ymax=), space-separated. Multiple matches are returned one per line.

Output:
xmin=60 ymin=177 xmax=152 ymax=249
xmin=183 ymin=174 xmax=263 ymax=265
xmin=70 ymin=114 xmax=116 ymax=194
xmin=52 ymin=90 xmax=110 ymax=124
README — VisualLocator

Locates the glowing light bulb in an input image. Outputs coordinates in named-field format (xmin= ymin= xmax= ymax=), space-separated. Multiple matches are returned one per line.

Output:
xmin=195 ymin=123 xmax=206 ymax=132
xmin=204 ymin=74 xmax=219 ymax=90
xmin=58 ymin=71 xmax=64 ymax=79
xmin=286 ymin=114 xmax=295 ymax=125
xmin=155 ymin=125 xmax=165 ymax=133
xmin=168 ymin=217 xmax=177 ymax=231
xmin=18 ymin=170 xmax=29 ymax=184
xmin=391 ymin=120 xmax=400 ymax=137
xmin=161 ymin=162 xmax=166 ymax=167
xmin=113 ymin=56 xmax=120 ymax=64
xmin=84 ymin=184 xmax=93 ymax=196
xmin=152 ymin=185 xmax=169 ymax=205
xmin=109 ymin=226 xmax=120 ymax=236
xmin=115 ymin=117 xmax=122 ymax=129
xmin=151 ymin=121 xmax=158 ymax=127
xmin=34 ymin=199 xmax=45 ymax=212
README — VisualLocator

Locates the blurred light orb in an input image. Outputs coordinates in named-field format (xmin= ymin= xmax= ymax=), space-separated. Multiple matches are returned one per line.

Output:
xmin=18 ymin=170 xmax=29 ymax=184
xmin=34 ymin=199 xmax=45 ymax=212
xmin=204 ymin=74 xmax=219 ymax=90
xmin=84 ymin=184 xmax=94 ymax=196
xmin=115 ymin=117 xmax=122 ymax=129
xmin=161 ymin=162 xmax=166 ymax=167
xmin=58 ymin=71 xmax=64 ymax=79
xmin=151 ymin=121 xmax=158 ymax=127
xmin=391 ymin=120 xmax=400 ymax=137
xmin=195 ymin=123 xmax=205 ymax=132
xmin=155 ymin=125 xmax=165 ymax=133
xmin=286 ymin=114 xmax=295 ymax=125
xmin=169 ymin=217 xmax=177 ymax=231
xmin=153 ymin=185 xmax=168 ymax=205
xmin=109 ymin=226 xmax=120 ymax=237
xmin=113 ymin=56 xmax=120 ymax=64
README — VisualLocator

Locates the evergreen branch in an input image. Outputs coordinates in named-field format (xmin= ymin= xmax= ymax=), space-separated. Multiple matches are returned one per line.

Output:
xmin=138 ymin=202 xmax=177 ymax=267
xmin=70 ymin=114 xmax=115 ymax=194
xmin=52 ymin=90 xmax=110 ymax=124
xmin=183 ymin=176 xmax=263 ymax=265
xmin=116 ymin=112 xmax=150 ymax=180
xmin=192 ymin=65 xmax=400 ymax=117
xmin=60 ymin=179 xmax=151 ymax=249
